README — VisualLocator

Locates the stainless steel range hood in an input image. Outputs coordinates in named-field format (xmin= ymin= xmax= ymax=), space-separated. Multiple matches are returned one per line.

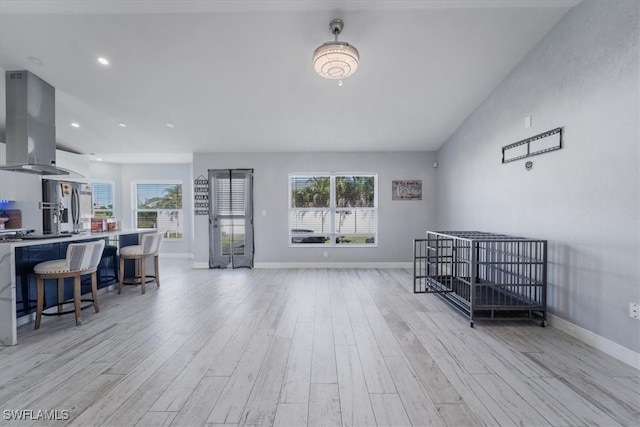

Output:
xmin=0 ymin=70 xmax=73 ymax=175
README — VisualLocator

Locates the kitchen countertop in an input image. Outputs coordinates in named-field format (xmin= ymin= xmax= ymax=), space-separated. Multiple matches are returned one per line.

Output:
xmin=0 ymin=229 xmax=151 ymax=247
xmin=0 ymin=229 xmax=155 ymax=346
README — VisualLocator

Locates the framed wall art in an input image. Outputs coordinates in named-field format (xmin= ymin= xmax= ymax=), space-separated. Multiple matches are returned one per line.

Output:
xmin=392 ymin=180 xmax=422 ymax=201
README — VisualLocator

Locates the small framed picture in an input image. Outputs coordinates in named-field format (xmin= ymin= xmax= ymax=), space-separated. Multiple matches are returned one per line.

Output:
xmin=392 ymin=180 xmax=422 ymax=200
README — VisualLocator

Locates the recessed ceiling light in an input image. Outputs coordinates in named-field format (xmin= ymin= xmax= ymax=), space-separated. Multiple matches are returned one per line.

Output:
xmin=118 ymin=122 xmax=127 ymax=127
xmin=70 ymin=122 xmax=80 ymax=128
xmin=28 ymin=56 xmax=43 ymax=65
xmin=165 ymin=123 xmax=175 ymax=128
xmin=96 ymin=158 xmax=103 ymax=162
xmin=97 ymin=57 xmax=109 ymax=65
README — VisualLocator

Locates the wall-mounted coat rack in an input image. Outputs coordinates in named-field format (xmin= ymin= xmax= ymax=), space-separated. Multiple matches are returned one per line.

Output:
xmin=502 ymin=127 xmax=563 ymax=164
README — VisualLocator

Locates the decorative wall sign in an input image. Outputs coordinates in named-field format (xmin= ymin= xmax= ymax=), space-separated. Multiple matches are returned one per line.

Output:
xmin=194 ymin=175 xmax=209 ymax=215
xmin=502 ymin=127 xmax=563 ymax=164
xmin=392 ymin=180 xmax=422 ymax=201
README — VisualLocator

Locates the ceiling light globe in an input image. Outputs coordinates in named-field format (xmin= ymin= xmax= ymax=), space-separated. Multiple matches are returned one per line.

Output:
xmin=313 ymin=19 xmax=359 ymax=80
xmin=313 ymin=42 xmax=359 ymax=79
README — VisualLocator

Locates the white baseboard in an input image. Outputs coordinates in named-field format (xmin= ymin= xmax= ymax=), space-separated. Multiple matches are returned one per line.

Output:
xmin=548 ymin=313 xmax=640 ymax=370
xmin=192 ymin=262 xmax=411 ymax=269
xmin=254 ymin=262 xmax=412 ymax=269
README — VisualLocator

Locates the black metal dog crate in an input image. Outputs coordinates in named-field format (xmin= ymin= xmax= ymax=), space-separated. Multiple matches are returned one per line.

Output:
xmin=414 ymin=231 xmax=547 ymax=327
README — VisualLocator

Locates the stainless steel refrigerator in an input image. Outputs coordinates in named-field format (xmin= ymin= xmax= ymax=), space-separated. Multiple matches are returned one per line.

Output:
xmin=42 ymin=179 xmax=93 ymax=234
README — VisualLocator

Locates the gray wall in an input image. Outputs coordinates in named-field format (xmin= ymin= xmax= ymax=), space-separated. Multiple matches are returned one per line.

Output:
xmin=192 ymin=151 xmax=437 ymax=265
xmin=435 ymin=0 xmax=639 ymax=353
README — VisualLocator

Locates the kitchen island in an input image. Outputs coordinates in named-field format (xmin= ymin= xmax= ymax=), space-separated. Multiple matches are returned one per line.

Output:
xmin=0 ymin=229 xmax=153 ymax=345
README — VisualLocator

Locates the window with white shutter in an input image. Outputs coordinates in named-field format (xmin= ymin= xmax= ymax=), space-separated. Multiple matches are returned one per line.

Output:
xmin=133 ymin=181 xmax=183 ymax=240
xmin=289 ymin=174 xmax=377 ymax=246
xmin=215 ymin=176 xmax=247 ymax=255
xmin=91 ymin=180 xmax=114 ymax=219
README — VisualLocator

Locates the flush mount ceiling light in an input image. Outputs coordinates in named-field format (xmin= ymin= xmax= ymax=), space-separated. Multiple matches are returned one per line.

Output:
xmin=313 ymin=19 xmax=359 ymax=80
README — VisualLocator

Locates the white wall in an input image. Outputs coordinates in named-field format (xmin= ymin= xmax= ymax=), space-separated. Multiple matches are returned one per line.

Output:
xmin=192 ymin=151 xmax=437 ymax=266
xmin=435 ymin=0 xmax=639 ymax=353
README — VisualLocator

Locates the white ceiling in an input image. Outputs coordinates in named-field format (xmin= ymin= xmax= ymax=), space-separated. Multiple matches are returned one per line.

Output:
xmin=0 ymin=0 xmax=580 ymax=164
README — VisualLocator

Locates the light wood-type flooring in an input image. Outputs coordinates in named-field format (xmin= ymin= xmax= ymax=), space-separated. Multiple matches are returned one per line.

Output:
xmin=1 ymin=259 xmax=638 ymax=426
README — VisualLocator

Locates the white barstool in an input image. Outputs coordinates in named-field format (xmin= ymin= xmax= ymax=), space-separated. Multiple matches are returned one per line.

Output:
xmin=34 ymin=239 xmax=105 ymax=329
xmin=118 ymin=232 xmax=163 ymax=294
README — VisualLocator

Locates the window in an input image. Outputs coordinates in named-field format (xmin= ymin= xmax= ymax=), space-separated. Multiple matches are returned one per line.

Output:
xmin=133 ymin=181 xmax=183 ymax=240
xmin=91 ymin=180 xmax=114 ymax=218
xmin=289 ymin=174 xmax=377 ymax=246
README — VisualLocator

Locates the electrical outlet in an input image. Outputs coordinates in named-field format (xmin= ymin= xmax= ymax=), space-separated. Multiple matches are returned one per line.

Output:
xmin=323 ymin=251 xmax=328 ymax=258
xmin=630 ymin=303 xmax=639 ymax=320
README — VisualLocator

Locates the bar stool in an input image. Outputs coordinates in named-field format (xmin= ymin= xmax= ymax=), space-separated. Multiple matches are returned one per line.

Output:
xmin=34 ymin=239 xmax=105 ymax=329
xmin=118 ymin=232 xmax=163 ymax=294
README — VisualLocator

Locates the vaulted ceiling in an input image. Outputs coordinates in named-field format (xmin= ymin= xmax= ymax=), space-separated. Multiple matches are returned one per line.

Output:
xmin=0 ymin=0 xmax=580 ymax=163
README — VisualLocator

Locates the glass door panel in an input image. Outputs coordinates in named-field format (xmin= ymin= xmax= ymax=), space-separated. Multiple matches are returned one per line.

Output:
xmin=209 ymin=169 xmax=253 ymax=268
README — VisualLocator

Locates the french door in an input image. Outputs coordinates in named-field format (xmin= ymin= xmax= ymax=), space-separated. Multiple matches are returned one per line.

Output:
xmin=208 ymin=169 xmax=254 ymax=268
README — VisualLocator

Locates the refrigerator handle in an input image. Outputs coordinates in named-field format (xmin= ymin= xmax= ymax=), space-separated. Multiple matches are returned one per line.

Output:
xmin=71 ymin=187 xmax=80 ymax=230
